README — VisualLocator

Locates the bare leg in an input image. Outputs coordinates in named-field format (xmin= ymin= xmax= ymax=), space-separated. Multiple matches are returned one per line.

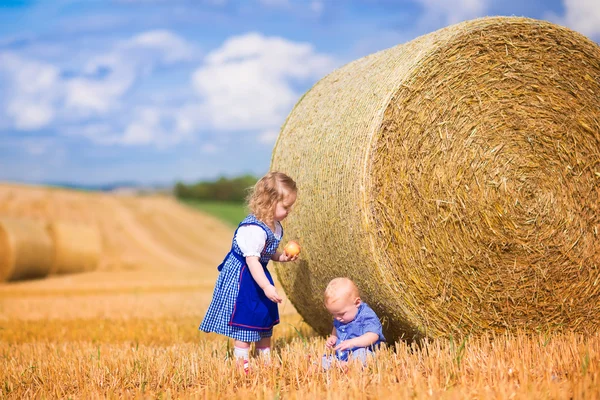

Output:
xmin=256 ymin=337 xmax=271 ymax=348
xmin=234 ymin=340 xmax=251 ymax=350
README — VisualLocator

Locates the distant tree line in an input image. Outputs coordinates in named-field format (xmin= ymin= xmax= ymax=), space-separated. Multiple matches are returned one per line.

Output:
xmin=174 ymin=175 xmax=259 ymax=202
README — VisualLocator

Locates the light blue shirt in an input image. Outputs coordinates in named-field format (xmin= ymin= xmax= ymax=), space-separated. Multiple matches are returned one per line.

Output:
xmin=333 ymin=302 xmax=385 ymax=361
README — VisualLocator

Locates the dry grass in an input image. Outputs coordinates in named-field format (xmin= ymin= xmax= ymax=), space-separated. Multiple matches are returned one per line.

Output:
xmin=1 ymin=273 xmax=599 ymax=399
xmin=1 ymin=183 xmax=599 ymax=398
xmin=1 ymin=315 xmax=599 ymax=399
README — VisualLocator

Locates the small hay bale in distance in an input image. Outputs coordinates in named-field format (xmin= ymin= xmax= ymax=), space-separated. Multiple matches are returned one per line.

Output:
xmin=47 ymin=221 xmax=102 ymax=275
xmin=0 ymin=217 xmax=54 ymax=282
xmin=271 ymin=16 xmax=600 ymax=341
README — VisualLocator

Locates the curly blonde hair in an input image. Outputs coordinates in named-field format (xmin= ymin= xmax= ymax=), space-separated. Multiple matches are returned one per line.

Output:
xmin=247 ymin=171 xmax=297 ymax=225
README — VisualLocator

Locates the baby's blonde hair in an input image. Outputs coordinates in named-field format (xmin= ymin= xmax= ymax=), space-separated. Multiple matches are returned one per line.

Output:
xmin=324 ymin=277 xmax=360 ymax=305
xmin=247 ymin=171 xmax=297 ymax=225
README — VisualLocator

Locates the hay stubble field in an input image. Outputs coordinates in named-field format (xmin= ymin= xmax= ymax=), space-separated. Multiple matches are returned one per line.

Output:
xmin=0 ymin=183 xmax=598 ymax=399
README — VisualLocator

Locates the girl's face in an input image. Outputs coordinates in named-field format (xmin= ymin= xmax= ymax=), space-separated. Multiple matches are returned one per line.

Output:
xmin=274 ymin=191 xmax=296 ymax=222
xmin=325 ymin=296 xmax=361 ymax=324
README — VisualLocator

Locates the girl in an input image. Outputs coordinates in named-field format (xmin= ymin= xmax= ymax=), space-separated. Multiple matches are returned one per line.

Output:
xmin=199 ymin=171 xmax=298 ymax=370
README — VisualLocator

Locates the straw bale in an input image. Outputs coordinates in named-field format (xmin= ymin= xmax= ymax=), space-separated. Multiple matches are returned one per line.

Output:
xmin=0 ymin=217 xmax=54 ymax=282
xmin=47 ymin=221 xmax=102 ymax=275
xmin=271 ymin=17 xmax=600 ymax=341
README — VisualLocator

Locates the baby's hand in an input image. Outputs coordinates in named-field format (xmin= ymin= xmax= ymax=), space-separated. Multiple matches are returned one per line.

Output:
xmin=325 ymin=336 xmax=337 ymax=348
xmin=263 ymin=284 xmax=283 ymax=303
xmin=334 ymin=339 xmax=355 ymax=352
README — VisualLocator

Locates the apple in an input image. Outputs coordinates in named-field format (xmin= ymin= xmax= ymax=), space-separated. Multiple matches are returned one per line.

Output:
xmin=284 ymin=240 xmax=301 ymax=257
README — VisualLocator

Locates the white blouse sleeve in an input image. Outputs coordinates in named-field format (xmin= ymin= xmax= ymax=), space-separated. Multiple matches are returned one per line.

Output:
xmin=234 ymin=225 xmax=267 ymax=257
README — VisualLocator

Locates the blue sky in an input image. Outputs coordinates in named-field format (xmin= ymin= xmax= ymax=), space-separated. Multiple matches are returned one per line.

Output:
xmin=0 ymin=0 xmax=598 ymax=185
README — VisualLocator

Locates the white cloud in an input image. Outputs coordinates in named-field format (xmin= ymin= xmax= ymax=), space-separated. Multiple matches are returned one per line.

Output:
xmin=192 ymin=32 xmax=335 ymax=132
xmin=124 ymin=30 xmax=195 ymax=64
xmin=552 ymin=0 xmax=600 ymax=38
xmin=0 ymin=30 xmax=334 ymax=150
xmin=416 ymin=0 xmax=489 ymax=26
xmin=7 ymin=101 xmax=56 ymax=130
xmin=258 ymin=129 xmax=280 ymax=144
xmin=0 ymin=53 xmax=62 ymax=130
xmin=68 ymin=105 xmax=196 ymax=147
xmin=0 ymin=30 xmax=196 ymax=146
xmin=65 ymin=30 xmax=195 ymax=116
xmin=121 ymin=106 xmax=195 ymax=146
xmin=65 ymin=66 xmax=135 ymax=115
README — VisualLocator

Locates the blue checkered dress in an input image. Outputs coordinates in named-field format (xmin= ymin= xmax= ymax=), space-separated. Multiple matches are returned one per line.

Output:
xmin=199 ymin=214 xmax=282 ymax=342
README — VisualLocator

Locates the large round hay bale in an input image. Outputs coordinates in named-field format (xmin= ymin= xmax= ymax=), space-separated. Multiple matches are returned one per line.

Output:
xmin=0 ymin=217 xmax=54 ymax=282
xmin=271 ymin=16 xmax=600 ymax=341
xmin=47 ymin=221 xmax=102 ymax=274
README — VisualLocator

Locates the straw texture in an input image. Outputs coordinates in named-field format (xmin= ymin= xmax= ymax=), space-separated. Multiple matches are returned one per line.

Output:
xmin=47 ymin=221 xmax=102 ymax=275
xmin=0 ymin=217 xmax=54 ymax=282
xmin=271 ymin=17 xmax=600 ymax=341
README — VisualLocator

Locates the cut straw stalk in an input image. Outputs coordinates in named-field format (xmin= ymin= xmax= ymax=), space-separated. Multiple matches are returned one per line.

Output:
xmin=271 ymin=16 xmax=600 ymax=342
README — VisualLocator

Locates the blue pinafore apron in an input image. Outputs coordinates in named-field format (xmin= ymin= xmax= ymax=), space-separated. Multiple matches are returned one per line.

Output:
xmin=217 ymin=215 xmax=281 ymax=331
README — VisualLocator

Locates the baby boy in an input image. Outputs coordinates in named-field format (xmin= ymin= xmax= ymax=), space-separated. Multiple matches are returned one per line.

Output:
xmin=322 ymin=277 xmax=385 ymax=369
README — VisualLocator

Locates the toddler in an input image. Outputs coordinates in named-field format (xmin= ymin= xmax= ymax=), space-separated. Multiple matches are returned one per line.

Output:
xmin=322 ymin=277 xmax=385 ymax=369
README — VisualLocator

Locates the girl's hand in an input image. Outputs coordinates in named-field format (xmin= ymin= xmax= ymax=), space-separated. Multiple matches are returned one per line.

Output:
xmin=325 ymin=335 xmax=338 ymax=348
xmin=263 ymin=284 xmax=283 ymax=303
xmin=279 ymin=252 xmax=299 ymax=262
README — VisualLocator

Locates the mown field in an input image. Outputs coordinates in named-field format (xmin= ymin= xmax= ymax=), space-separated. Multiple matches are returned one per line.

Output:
xmin=1 ymin=184 xmax=599 ymax=399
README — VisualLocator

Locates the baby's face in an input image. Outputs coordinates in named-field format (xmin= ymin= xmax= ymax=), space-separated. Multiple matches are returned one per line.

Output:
xmin=325 ymin=295 xmax=360 ymax=324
